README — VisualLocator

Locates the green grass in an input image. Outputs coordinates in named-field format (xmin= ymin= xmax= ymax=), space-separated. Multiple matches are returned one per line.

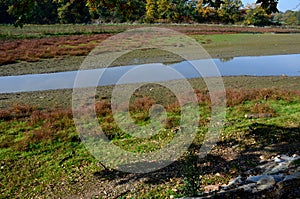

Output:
xmin=1 ymin=89 xmax=300 ymax=198
xmin=0 ymin=24 xmax=127 ymax=39
xmin=192 ymin=33 xmax=300 ymax=58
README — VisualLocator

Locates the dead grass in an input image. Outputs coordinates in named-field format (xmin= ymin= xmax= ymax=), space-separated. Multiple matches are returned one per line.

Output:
xmin=250 ymin=102 xmax=276 ymax=115
xmin=226 ymin=89 xmax=299 ymax=107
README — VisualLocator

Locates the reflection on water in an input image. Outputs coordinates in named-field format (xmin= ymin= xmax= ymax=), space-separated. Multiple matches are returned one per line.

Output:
xmin=219 ymin=57 xmax=234 ymax=62
xmin=0 ymin=54 xmax=300 ymax=94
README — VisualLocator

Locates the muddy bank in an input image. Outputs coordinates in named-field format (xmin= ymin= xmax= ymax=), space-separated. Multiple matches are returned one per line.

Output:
xmin=1 ymin=76 xmax=299 ymax=111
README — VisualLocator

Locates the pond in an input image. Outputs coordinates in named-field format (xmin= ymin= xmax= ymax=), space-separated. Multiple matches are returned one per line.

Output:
xmin=0 ymin=54 xmax=300 ymax=94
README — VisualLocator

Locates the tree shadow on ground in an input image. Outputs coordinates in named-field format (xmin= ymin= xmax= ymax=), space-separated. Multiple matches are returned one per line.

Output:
xmin=90 ymin=123 xmax=300 ymax=197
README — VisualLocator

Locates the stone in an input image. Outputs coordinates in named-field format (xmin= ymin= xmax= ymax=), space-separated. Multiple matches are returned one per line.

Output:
xmin=259 ymin=155 xmax=266 ymax=160
xmin=292 ymin=154 xmax=298 ymax=158
xmin=268 ymin=162 xmax=289 ymax=174
xmin=245 ymin=113 xmax=272 ymax=119
xmin=180 ymin=154 xmax=300 ymax=199
xmin=274 ymin=157 xmax=283 ymax=163
xmin=281 ymin=154 xmax=298 ymax=162
xmin=283 ymin=172 xmax=300 ymax=181
xmin=257 ymin=175 xmax=275 ymax=190
xmin=272 ymin=174 xmax=285 ymax=182
xmin=237 ymin=183 xmax=257 ymax=192
xmin=246 ymin=175 xmax=266 ymax=183
xmin=226 ymin=175 xmax=243 ymax=188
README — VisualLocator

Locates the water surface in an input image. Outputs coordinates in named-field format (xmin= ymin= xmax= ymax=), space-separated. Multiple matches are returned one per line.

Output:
xmin=1 ymin=54 xmax=299 ymax=94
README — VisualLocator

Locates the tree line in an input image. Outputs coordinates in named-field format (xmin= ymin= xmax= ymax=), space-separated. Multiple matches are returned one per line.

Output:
xmin=0 ymin=0 xmax=298 ymax=27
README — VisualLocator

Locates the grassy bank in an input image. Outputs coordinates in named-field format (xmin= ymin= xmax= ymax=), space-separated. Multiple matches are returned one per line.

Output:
xmin=194 ymin=33 xmax=300 ymax=58
xmin=1 ymin=24 xmax=300 ymax=40
xmin=1 ymin=85 xmax=300 ymax=198
xmin=1 ymin=76 xmax=300 ymax=198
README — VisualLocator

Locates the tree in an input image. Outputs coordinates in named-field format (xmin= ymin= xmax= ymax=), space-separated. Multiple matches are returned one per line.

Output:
xmin=195 ymin=0 xmax=218 ymax=22
xmin=55 ymin=0 xmax=90 ymax=24
xmin=30 ymin=0 xmax=58 ymax=24
xmin=6 ymin=0 xmax=37 ymax=27
xmin=171 ymin=0 xmax=196 ymax=23
xmin=86 ymin=0 xmax=145 ymax=23
xmin=272 ymin=9 xmax=300 ymax=26
xmin=244 ymin=4 xmax=272 ymax=26
xmin=0 ymin=0 xmax=15 ymax=24
xmin=284 ymin=10 xmax=298 ymax=25
xmin=145 ymin=0 xmax=158 ymax=22
xmin=2 ymin=0 xmax=284 ymax=27
xmin=257 ymin=0 xmax=278 ymax=14
xmin=297 ymin=10 xmax=300 ymax=22
xmin=272 ymin=11 xmax=283 ymax=25
xmin=157 ymin=0 xmax=173 ymax=21
xmin=217 ymin=0 xmax=243 ymax=24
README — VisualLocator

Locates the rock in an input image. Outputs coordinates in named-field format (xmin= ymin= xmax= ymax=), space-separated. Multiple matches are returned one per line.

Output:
xmin=259 ymin=155 xmax=266 ymax=161
xmin=268 ymin=162 xmax=289 ymax=174
xmin=257 ymin=175 xmax=275 ymax=190
xmin=236 ymin=183 xmax=257 ymax=192
xmin=283 ymin=172 xmax=300 ymax=181
xmin=274 ymin=157 xmax=283 ymax=163
xmin=225 ymin=175 xmax=243 ymax=189
xmin=183 ymin=154 xmax=300 ymax=199
xmin=280 ymin=154 xmax=299 ymax=162
xmin=244 ymin=113 xmax=272 ymax=119
xmin=246 ymin=175 xmax=265 ymax=183
xmin=272 ymin=174 xmax=285 ymax=182
xmin=292 ymin=154 xmax=298 ymax=158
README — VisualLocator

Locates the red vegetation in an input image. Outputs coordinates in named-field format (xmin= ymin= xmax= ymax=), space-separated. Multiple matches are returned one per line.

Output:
xmin=1 ymin=25 xmax=300 ymax=66
xmin=250 ymin=102 xmax=276 ymax=115
xmin=0 ymin=34 xmax=110 ymax=65
xmin=1 ymin=88 xmax=299 ymax=150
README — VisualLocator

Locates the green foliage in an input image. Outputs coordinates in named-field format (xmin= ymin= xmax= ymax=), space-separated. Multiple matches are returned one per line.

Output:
xmin=6 ymin=0 xmax=36 ymax=27
xmin=273 ymin=10 xmax=300 ymax=26
xmin=0 ymin=1 xmax=15 ymax=23
xmin=217 ymin=0 xmax=243 ymax=24
xmin=145 ymin=0 xmax=196 ymax=23
xmin=244 ymin=5 xmax=272 ymax=26
xmin=145 ymin=0 xmax=158 ymax=22
xmin=0 ymin=0 xmax=287 ymax=27
xmin=257 ymin=0 xmax=278 ymax=14
xmin=181 ymin=150 xmax=202 ymax=197
xmin=195 ymin=0 xmax=217 ymax=22
xmin=56 ymin=0 xmax=90 ymax=24
xmin=88 ymin=0 xmax=146 ymax=23
xmin=157 ymin=0 xmax=173 ymax=21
